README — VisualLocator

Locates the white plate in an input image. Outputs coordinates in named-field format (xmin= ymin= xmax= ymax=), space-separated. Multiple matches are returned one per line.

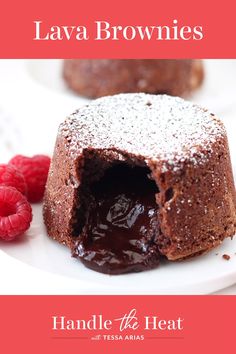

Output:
xmin=0 ymin=59 xmax=236 ymax=294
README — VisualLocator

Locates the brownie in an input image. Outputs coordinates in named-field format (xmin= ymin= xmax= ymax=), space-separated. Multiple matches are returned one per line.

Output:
xmin=43 ymin=93 xmax=236 ymax=274
xmin=63 ymin=59 xmax=204 ymax=98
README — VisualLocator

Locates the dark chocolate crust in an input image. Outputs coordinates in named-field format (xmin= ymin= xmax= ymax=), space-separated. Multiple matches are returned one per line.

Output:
xmin=63 ymin=59 xmax=204 ymax=99
xmin=43 ymin=93 xmax=236 ymax=267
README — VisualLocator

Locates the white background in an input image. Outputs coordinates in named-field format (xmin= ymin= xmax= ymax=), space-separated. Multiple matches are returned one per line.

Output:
xmin=0 ymin=59 xmax=235 ymax=294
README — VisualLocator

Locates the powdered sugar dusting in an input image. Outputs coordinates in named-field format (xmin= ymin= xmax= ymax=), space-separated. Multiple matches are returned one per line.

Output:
xmin=59 ymin=93 xmax=225 ymax=171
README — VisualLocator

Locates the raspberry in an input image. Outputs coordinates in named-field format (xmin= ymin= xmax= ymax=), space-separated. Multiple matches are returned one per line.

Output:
xmin=9 ymin=155 xmax=51 ymax=203
xmin=0 ymin=186 xmax=32 ymax=241
xmin=0 ymin=164 xmax=27 ymax=195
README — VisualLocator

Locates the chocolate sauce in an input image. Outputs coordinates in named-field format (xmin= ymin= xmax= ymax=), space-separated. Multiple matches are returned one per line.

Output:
xmin=73 ymin=165 xmax=161 ymax=274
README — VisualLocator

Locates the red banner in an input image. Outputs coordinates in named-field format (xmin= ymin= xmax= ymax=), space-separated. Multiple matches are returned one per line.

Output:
xmin=0 ymin=295 xmax=233 ymax=353
xmin=0 ymin=0 xmax=235 ymax=58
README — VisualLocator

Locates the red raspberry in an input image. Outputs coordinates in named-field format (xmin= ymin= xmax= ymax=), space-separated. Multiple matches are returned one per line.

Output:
xmin=0 ymin=186 xmax=32 ymax=241
xmin=9 ymin=155 xmax=51 ymax=203
xmin=0 ymin=164 xmax=27 ymax=195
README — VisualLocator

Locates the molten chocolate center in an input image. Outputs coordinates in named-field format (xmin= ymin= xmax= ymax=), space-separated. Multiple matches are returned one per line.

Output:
xmin=73 ymin=165 xmax=160 ymax=274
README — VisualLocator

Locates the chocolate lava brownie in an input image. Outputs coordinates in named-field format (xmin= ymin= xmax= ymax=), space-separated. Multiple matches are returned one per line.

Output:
xmin=63 ymin=59 xmax=204 ymax=98
xmin=43 ymin=93 xmax=236 ymax=274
